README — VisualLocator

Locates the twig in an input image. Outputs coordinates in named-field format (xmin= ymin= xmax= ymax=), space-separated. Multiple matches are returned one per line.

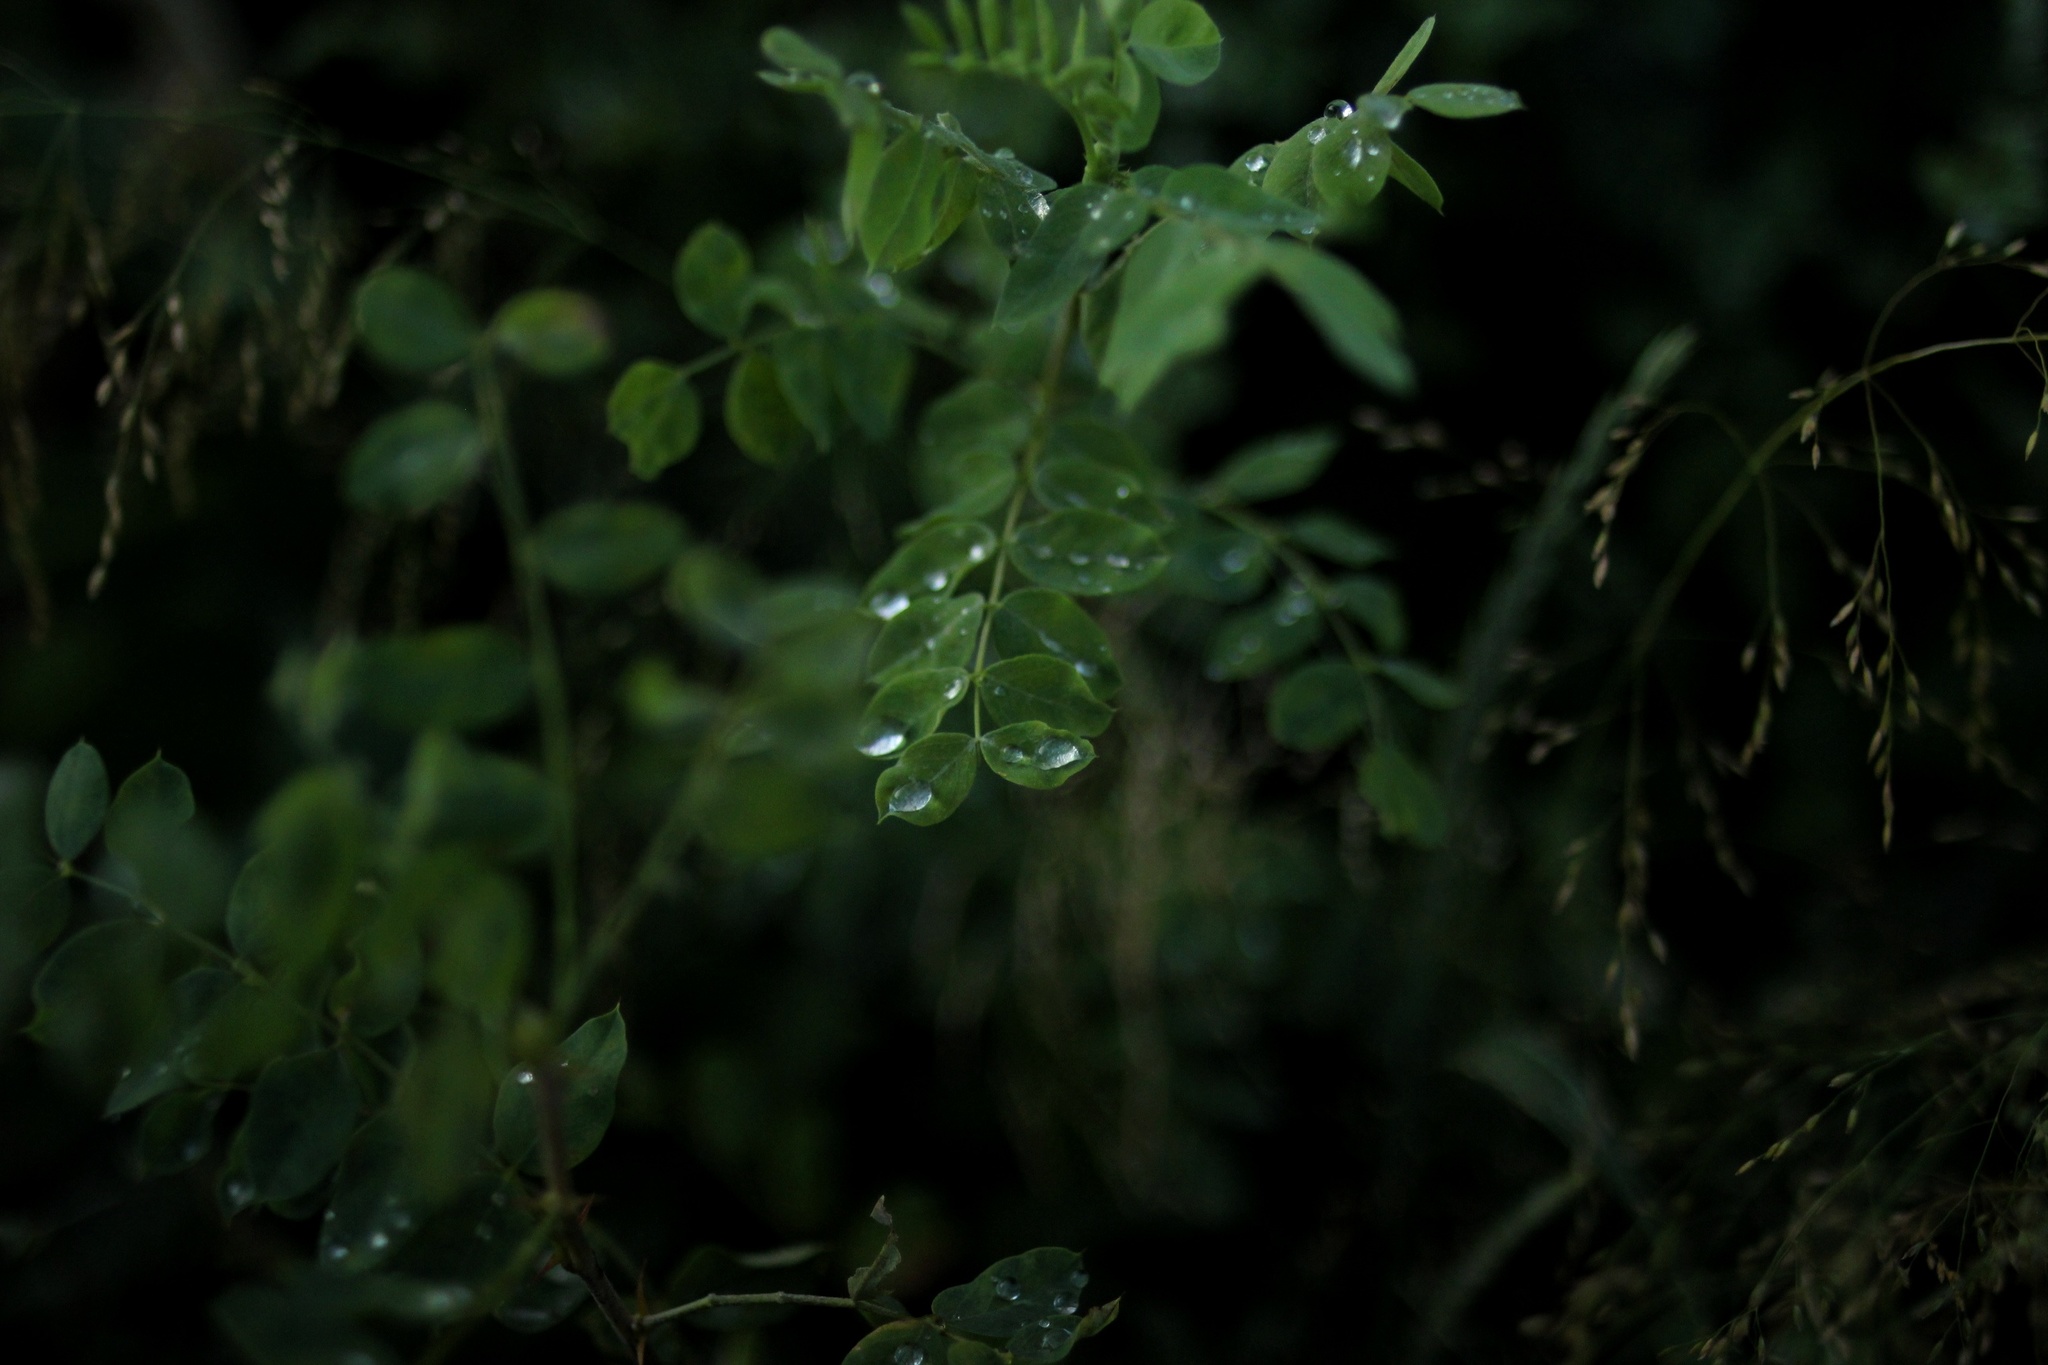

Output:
xmin=636 ymin=1291 xmax=861 ymax=1331
xmin=533 ymin=1055 xmax=640 ymax=1352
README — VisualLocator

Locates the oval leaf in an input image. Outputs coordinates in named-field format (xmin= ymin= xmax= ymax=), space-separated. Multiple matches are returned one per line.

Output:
xmin=1262 ymin=242 xmax=1413 ymax=394
xmin=867 ymin=593 xmax=985 ymax=683
xmin=491 ymin=289 xmax=610 ymax=377
xmin=1268 ymin=660 xmax=1368 ymax=750
xmin=1408 ymin=82 xmax=1524 ymax=118
xmin=530 ymin=500 xmax=687 ymax=595
xmin=1206 ymin=583 xmax=1323 ymax=680
xmin=995 ymin=184 xmax=1151 ymax=330
xmin=980 ymin=722 xmax=1094 ymax=789
xmin=1290 ymin=513 xmax=1394 ymax=567
xmin=1330 ymin=573 xmax=1407 ymax=652
xmin=344 ymin=400 xmax=485 ymax=516
xmin=875 ymin=731 xmax=977 ymax=825
xmin=991 ymin=588 xmax=1123 ymax=700
xmin=318 ymin=1115 xmax=422 ymax=1273
xmin=725 ymin=350 xmax=811 ymax=466
xmin=863 ymin=522 xmax=998 ymax=619
xmin=857 ymin=668 xmax=971 ymax=759
xmin=1379 ymin=657 xmax=1461 ymax=709
xmin=1128 ymin=0 xmax=1222 ymax=86
xmin=675 ymin=222 xmax=755 ymax=339
xmin=240 ymin=1048 xmax=360 ymax=1204
xmin=1202 ymin=428 xmax=1338 ymax=503
xmin=355 ymin=626 xmax=531 ymax=732
xmin=1360 ymin=742 xmax=1447 ymax=845
xmin=608 ymin=360 xmax=703 ymax=478
xmin=1009 ymin=509 xmax=1167 ymax=597
xmin=978 ymin=655 xmax=1114 ymax=736
xmin=1159 ymin=164 xmax=1315 ymax=236
xmin=492 ymin=1007 xmax=629 ymax=1173
xmin=353 ymin=268 xmax=477 ymax=373
xmin=45 ymin=739 xmax=108 ymax=862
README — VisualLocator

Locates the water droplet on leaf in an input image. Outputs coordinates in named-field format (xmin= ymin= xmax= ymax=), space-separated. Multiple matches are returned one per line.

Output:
xmin=1326 ymin=99 xmax=1355 ymax=120
xmin=888 ymin=780 xmax=934 ymax=814
xmin=994 ymin=1275 xmax=1023 ymax=1301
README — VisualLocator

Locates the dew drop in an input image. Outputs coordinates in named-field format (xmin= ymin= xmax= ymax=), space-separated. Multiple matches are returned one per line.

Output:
xmin=1067 ymin=550 xmax=1090 ymax=566
xmin=1246 ymin=154 xmax=1269 ymax=173
xmin=864 ymin=273 xmax=902 ymax=307
xmin=1344 ymin=138 xmax=1363 ymax=169
xmin=994 ymin=1275 xmax=1023 ymax=1301
xmin=893 ymin=1348 xmax=925 ymax=1365
xmin=323 ymin=1209 xmax=337 ymax=1222
xmin=1053 ymin=1291 xmax=1080 ymax=1314
xmin=999 ymin=746 xmax=1027 ymax=766
xmin=368 ymin=1231 xmax=390 ymax=1251
xmin=859 ymin=725 xmax=908 ymax=758
xmin=325 ymin=1244 xmax=349 ymax=1261
xmin=1325 ymin=99 xmax=1355 ymax=120
xmin=1105 ymin=553 xmax=1130 ymax=570
xmin=848 ymin=71 xmax=882 ymax=95
xmin=1026 ymin=192 xmax=1051 ymax=219
xmin=871 ymin=591 xmax=912 ymax=620
xmin=1036 ymin=740 xmax=1081 ymax=770
xmin=1306 ymin=122 xmax=1329 ymax=145
xmin=923 ymin=569 xmax=951 ymax=592
xmin=1070 ymin=1270 xmax=1090 ymax=1289
xmin=888 ymin=780 xmax=935 ymax=814
xmin=1032 ymin=545 xmax=1054 ymax=559
xmin=966 ymin=541 xmax=989 ymax=563
xmin=942 ymin=677 xmax=967 ymax=702
xmin=1220 ymin=546 xmax=1253 ymax=573
xmin=515 ymin=1069 xmax=535 ymax=1085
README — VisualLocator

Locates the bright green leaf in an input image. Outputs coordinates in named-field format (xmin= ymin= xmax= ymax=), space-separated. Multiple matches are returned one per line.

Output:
xmin=675 ymin=223 xmax=755 ymax=339
xmin=353 ymin=268 xmax=477 ymax=373
xmin=1268 ymin=660 xmax=1368 ymax=750
xmin=995 ymin=184 xmax=1150 ymax=330
xmin=980 ymin=722 xmax=1094 ymax=789
xmin=866 ymin=593 xmax=985 ymax=683
xmin=1202 ymin=428 xmax=1338 ymax=503
xmin=725 ymin=351 xmax=810 ymax=466
xmin=1159 ymin=164 xmax=1316 ymax=236
xmin=1389 ymin=144 xmax=1445 ymax=212
xmin=1100 ymin=220 xmax=1260 ymax=409
xmin=607 ymin=360 xmax=703 ymax=478
xmin=491 ymin=289 xmax=610 ymax=378
xmin=45 ymin=740 xmax=108 ymax=862
xmin=863 ymin=521 xmax=998 ymax=618
xmin=1128 ymin=0 xmax=1222 ymax=85
xmin=1408 ymin=82 xmax=1523 ymax=118
xmin=343 ymin=400 xmax=485 ymax=516
xmin=875 ymin=731 xmax=977 ymax=825
xmin=857 ymin=668 xmax=971 ymax=760
xmin=859 ymin=129 xmax=954 ymax=273
xmin=530 ymin=500 xmax=687 ymax=595
xmin=1373 ymin=16 xmax=1435 ymax=93
xmin=1263 ymin=242 xmax=1414 ymax=394
xmin=1009 ymin=509 xmax=1167 ymax=596
xmin=493 ymin=1007 xmax=628 ymax=1173
xmin=978 ymin=654 xmax=1114 ymax=736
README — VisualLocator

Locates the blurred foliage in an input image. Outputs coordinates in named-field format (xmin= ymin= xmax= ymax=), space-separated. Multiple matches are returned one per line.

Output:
xmin=1 ymin=2 xmax=2048 ymax=1365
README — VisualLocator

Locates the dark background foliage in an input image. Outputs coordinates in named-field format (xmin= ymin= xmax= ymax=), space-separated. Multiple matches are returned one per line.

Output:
xmin=2 ymin=1 xmax=2044 ymax=1362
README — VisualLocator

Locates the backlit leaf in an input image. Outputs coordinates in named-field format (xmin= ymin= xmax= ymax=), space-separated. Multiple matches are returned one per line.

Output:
xmin=874 ymin=731 xmax=977 ymax=825
xmin=493 ymin=1007 xmax=629 ymax=1173
xmin=607 ymin=360 xmax=703 ymax=478
xmin=353 ymin=268 xmax=477 ymax=373
xmin=343 ymin=400 xmax=484 ymax=516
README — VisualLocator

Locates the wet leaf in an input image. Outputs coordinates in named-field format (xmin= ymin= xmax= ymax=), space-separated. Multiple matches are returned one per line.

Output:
xmin=1310 ymin=119 xmax=1394 ymax=214
xmin=1158 ymin=164 xmax=1315 ymax=236
xmin=772 ymin=329 xmax=839 ymax=449
xmin=830 ymin=325 xmax=914 ymax=439
xmin=675 ymin=222 xmax=755 ymax=339
xmin=1389 ymin=145 xmax=1444 ymax=212
xmin=1290 ymin=513 xmax=1394 ymax=567
xmin=867 ymin=593 xmax=985 ymax=683
xmin=1205 ymin=583 xmax=1323 ymax=680
xmin=343 ymin=400 xmax=485 ymax=516
xmin=1202 ymin=428 xmax=1338 ymax=503
xmin=1100 ymin=220 xmax=1259 ymax=410
xmin=1373 ymin=15 xmax=1435 ymax=93
xmin=607 ymin=360 xmax=703 ymax=478
xmin=1128 ymin=0 xmax=1222 ymax=85
xmin=354 ymin=626 xmax=531 ymax=732
xmin=1009 ymin=509 xmax=1167 ymax=596
xmin=492 ymin=1007 xmax=628 ymax=1173
xmin=980 ymin=722 xmax=1094 ymax=789
xmin=991 ymin=588 xmax=1122 ymax=700
xmin=1164 ymin=523 xmax=1270 ymax=603
xmin=397 ymin=731 xmax=552 ymax=861
xmin=137 ymin=1088 xmax=222 ymax=1177
xmin=863 ymin=522 xmax=998 ymax=618
xmin=1408 ymin=82 xmax=1523 ymax=118
xmin=933 ymin=1247 xmax=1093 ymax=1360
xmin=1268 ymin=660 xmax=1368 ymax=750
xmin=318 ymin=1115 xmax=423 ymax=1274
xmin=1033 ymin=455 xmax=1162 ymax=523
xmin=856 ymin=668 xmax=971 ymax=760
xmin=860 ymin=129 xmax=955 ymax=273
xmin=1263 ymin=242 xmax=1412 ymax=394
xmin=845 ymin=1319 xmax=952 ymax=1365
xmin=45 ymin=739 xmax=107 ymax=862
xmin=1361 ymin=742 xmax=1447 ymax=845
xmin=530 ymin=500 xmax=687 ymax=595
xmin=238 ymin=1047 xmax=360 ymax=1204
xmin=875 ymin=732 xmax=977 ymax=825
xmin=995 ymin=184 xmax=1150 ymax=330
xmin=725 ymin=351 xmax=811 ymax=466
xmin=353 ymin=268 xmax=477 ymax=373
xmin=1380 ymin=658 xmax=1461 ymax=709
xmin=1329 ymin=573 xmax=1406 ymax=651
xmin=978 ymin=655 xmax=1113 ymax=736
xmin=491 ymin=289 xmax=610 ymax=377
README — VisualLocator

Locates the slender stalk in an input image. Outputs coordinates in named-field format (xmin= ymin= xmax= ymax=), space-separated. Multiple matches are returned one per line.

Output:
xmin=637 ymin=1291 xmax=862 ymax=1330
xmin=533 ymin=1056 xmax=640 ymax=1351
xmin=472 ymin=352 xmax=582 ymax=1018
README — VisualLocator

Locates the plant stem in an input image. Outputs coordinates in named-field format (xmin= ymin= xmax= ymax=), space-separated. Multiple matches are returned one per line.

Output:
xmin=637 ymin=1291 xmax=863 ymax=1330
xmin=533 ymin=1056 xmax=640 ymax=1351
xmin=472 ymin=352 xmax=582 ymax=1019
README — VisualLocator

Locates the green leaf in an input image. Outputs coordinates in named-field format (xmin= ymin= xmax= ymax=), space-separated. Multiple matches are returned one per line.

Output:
xmin=1263 ymin=242 xmax=1414 ymax=394
xmin=530 ymin=500 xmax=687 ymax=595
xmin=327 ymin=900 xmax=421 ymax=1039
xmin=1128 ymin=0 xmax=1222 ymax=85
xmin=859 ymin=129 xmax=955 ymax=273
xmin=1310 ymin=117 xmax=1394 ymax=215
xmin=1159 ymin=164 xmax=1316 ymax=236
xmin=1329 ymin=573 xmax=1406 ymax=651
xmin=1268 ymin=660 xmax=1368 ymax=749
xmin=978 ymin=655 xmax=1114 ymax=736
xmin=27 ymin=920 xmax=166 ymax=1074
xmin=178 ymin=978 xmax=305 ymax=1082
xmin=353 ymin=268 xmax=477 ymax=373
xmin=1100 ymin=220 xmax=1260 ymax=409
xmin=343 ymin=400 xmax=485 ymax=516
xmin=902 ymin=4 xmax=949 ymax=52
xmin=104 ymin=755 xmax=226 ymax=934
xmin=397 ymin=731 xmax=553 ymax=861
xmin=991 ymin=588 xmax=1122 ymax=699
xmin=491 ymin=289 xmax=610 ymax=377
xmin=863 ymin=521 xmax=998 ymax=618
xmin=1010 ymin=509 xmax=1168 ymax=597
xmin=1164 ymin=523 xmax=1270 ymax=603
xmin=857 ymin=668 xmax=971 ymax=759
xmin=391 ymin=1021 xmax=494 ymax=1199
xmin=227 ymin=769 xmax=367 ymax=974
xmin=675 ymin=223 xmax=755 ymax=339
xmin=1206 ymin=583 xmax=1323 ymax=680
xmin=1408 ymin=82 xmax=1523 ymax=118
xmin=979 ymin=177 xmax=1046 ymax=258
xmin=1380 ymin=657 xmax=1462 ymax=709
xmin=1202 ymin=428 xmax=1338 ymax=503
xmin=1373 ymin=15 xmax=1435 ymax=93
xmin=1360 ymin=742 xmax=1447 ymax=844
xmin=1033 ymin=455 xmax=1161 ymax=522
xmin=238 ymin=1047 xmax=360 ymax=1203
xmin=137 ymin=1089 xmax=222 ymax=1177
xmin=355 ymin=626 xmax=531 ymax=732
xmin=104 ymin=755 xmax=194 ymax=864
xmin=318 ymin=1115 xmax=421 ymax=1273
xmin=1110 ymin=52 xmax=1163 ymax=152
xmin=1389 ymin=144 xmax=1444 ymax=212
xmin=492 ymin=1007 xmax=629 ymax=1173
xmin=771 ymin=329 xmax=839 ymax=449
xmin=846 ymin=1320 xmax=953 ymax=1365
xmin=725 ymin=350 xmax=811 ymax=466
xmin=831 ymin=325 xmax=914 ymax=439
xmin=1290 ymin=513 xmax=1394 ymax=567
xmin=995 ymin=184 xmax=1150 ymax=330
xmin=45 ymin=740 xmax=108 ymax=862
xmin=980 ymin=722 xmax=1094 ymax=789
xmin=760 ymin=25 xmax=843 ymax=78
xmin=399 ymin=851 xmax=529 ymax=1020
xmin=867 ymin=593 xmax=985 ymax=683
xmin=1261 ymin=123 xmax=1319 ymax=219
xmin=932 ymin=1247 xmax=1093 ymax=1360
xmin=916 ymin=379 xmax=1032 ymax=508
xmin=875 ymin=732 xmax=977 ymax=825
xmin=608 ymin=360 xmax=703 ymax=478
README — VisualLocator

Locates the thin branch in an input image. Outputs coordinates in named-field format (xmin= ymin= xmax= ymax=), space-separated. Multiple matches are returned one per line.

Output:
xmin=637 ymin=1291 xmax=862 ymax=1331
xmin=533 ymin=1056 xmax=640 ymax=1352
